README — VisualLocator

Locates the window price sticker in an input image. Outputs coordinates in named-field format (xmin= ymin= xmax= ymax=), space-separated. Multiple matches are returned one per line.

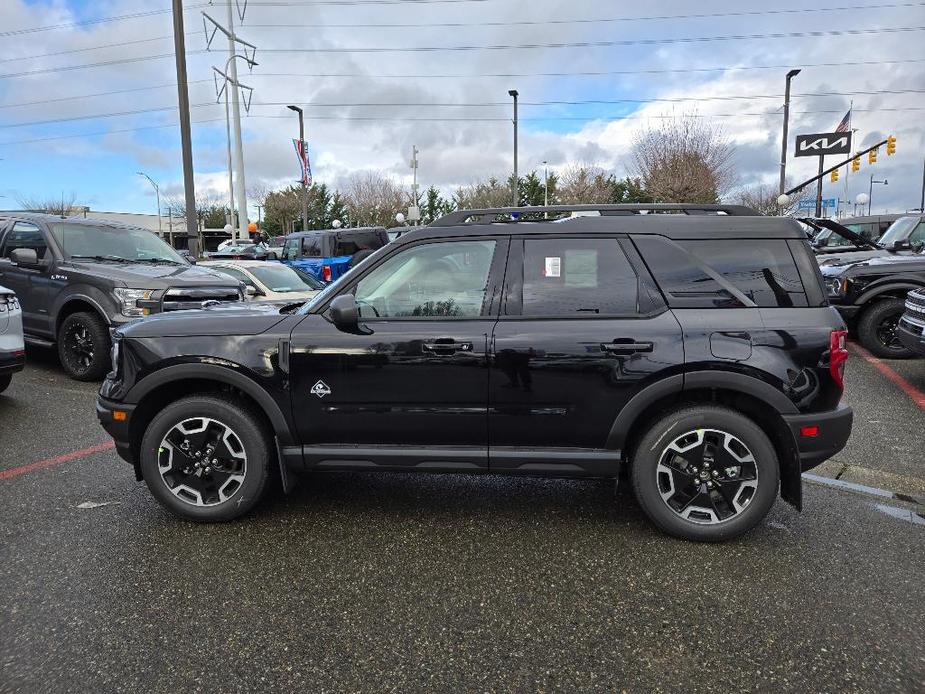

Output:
xmin=544 ymin=256 xmax=561 ymax=278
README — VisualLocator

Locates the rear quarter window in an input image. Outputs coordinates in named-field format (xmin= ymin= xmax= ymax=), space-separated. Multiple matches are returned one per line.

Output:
xmin=635 ymin=236 xmax=808 ymax=308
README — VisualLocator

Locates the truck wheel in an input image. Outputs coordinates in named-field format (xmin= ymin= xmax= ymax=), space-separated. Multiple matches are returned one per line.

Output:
xmin=57 ymin=311 xmax=111 ymax=381
xmin=139 ymin=394 xmax=270 ymax=522
xmin=857 ymin=299 xmax=912 ymax=359
xmin=631 ymin=405 xmax=779 ymax=542
xmin=0 ymin=373 xmax=11 ymax=394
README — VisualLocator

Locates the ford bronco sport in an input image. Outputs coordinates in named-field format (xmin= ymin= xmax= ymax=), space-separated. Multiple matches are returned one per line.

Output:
xmin=97 ymin=204 xmax=853 ymax=541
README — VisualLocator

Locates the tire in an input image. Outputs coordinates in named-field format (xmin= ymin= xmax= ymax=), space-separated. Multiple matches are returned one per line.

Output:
xmin=0 ymin=373 xmax=11 ymax=394
xmin=857 ymin=299 xmax=913 ymax=359
xmin=630 ymin=405 xmax=780 ymax=542
xmin=57 ymin=311 xmax=111 ymax=381
xmin=139 ymin=394 xmax=271 ymax=522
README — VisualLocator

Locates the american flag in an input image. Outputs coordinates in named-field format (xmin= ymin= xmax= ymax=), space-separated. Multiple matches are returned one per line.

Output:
xmin=835 ymin=109 xmax=851 ymax=133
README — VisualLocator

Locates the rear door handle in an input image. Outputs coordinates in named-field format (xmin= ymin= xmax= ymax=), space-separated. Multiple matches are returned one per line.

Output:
xmin=601 ymin=340 xmax=654 ymax=354
xmin=423 ymin=340 xmax=473 ymax=355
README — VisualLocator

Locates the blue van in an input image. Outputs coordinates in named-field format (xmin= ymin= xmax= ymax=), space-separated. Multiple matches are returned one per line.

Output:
xmin=280 ymin=226 xmax=390 ymax=282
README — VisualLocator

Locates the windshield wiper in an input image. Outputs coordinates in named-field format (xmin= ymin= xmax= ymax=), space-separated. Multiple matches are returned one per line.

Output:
xmin=132 ymin=257 xmax=183 ymax=264
xmin=69 ymin=254 xmax=133 ymax=263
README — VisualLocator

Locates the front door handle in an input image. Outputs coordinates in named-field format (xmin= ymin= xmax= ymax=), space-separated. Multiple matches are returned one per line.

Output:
xmin=601 ymin=340 xmax=654 ymax=354
xmin=422 ymin=340 xmax=473 ymax=355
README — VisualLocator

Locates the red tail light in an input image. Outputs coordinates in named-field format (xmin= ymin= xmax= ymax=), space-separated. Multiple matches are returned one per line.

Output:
xmin=829 ymin=329 xmax=849 ymax=389
xmin=322 ymin=265 xmax=332 ymax=282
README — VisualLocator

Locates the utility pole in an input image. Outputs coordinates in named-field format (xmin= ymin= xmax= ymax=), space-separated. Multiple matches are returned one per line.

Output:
xmin=409 ymin=145 xmax=420 ymax=225
xmin=814 ymin=155 xmax=825 ymax=217
xmin=920 ymin=157 xmax=925 ymax=212
xmin=171 ymin=0 xmax=197 ymax=239
xmin=509 ymin=89 xmax=519 ymax=207
xmin=779 ymin=69 xmax=801 ymax=197
xmin=287 ymin=105 xmax=308 ymax=231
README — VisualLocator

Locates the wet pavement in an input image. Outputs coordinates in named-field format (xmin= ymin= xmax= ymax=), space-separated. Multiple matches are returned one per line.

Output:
xmin=1 ymin=347 xmax=923 ymax=692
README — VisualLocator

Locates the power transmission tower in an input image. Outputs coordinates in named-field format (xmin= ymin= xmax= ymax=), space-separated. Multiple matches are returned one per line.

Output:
xmin=203 ymin=6 xmax=256 ymax=240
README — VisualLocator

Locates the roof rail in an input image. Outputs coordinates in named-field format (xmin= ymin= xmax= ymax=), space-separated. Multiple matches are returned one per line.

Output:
xmin=430 ymin=203 xmax=760 ymax=227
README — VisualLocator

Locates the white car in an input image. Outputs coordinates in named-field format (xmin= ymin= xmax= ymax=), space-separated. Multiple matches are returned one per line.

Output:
xmin=199 ymin=260 xmax=324 ymax=303
xmin=0 ymin=284 xmax=25 ymax=394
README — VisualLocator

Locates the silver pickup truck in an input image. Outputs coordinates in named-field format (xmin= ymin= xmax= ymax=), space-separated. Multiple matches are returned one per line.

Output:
xmin=0 ymin=283 xmax=25 ymax=394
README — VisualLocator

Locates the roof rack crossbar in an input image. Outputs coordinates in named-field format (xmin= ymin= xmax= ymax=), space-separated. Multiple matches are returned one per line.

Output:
xmin=430 ymin=204 xmax=760 ymax=227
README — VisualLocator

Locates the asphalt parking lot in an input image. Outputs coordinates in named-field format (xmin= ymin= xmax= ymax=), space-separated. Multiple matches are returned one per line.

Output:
xmin=1 ymin=346 xmax=922 ymax=693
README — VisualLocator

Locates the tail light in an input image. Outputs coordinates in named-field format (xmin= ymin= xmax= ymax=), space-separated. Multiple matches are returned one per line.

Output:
xmin=322 ymin=265 xmax=332 ymax=282
xmin=829 ymin=329 xmax=849 ymax=389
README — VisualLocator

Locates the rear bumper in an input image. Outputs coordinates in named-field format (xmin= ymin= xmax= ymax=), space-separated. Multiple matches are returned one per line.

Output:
xmin=96 ymin=397 xmax=136 ymax=465
xmin=783 ymin=404 xmax=854 ymax=471
xmin=898 ymin=316 xmax=925 ymax=357
xmin=0 ymin=350 xmax=25 ymax=375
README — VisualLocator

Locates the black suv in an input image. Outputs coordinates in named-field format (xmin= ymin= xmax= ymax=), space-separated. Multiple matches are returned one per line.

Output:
xmin=97 ymin=204 xmax=853 ymax=541
xmin=0 ymin=213 xmax=243 ymax=380
xmin=820 ymin=250 xmax=925 ymax=358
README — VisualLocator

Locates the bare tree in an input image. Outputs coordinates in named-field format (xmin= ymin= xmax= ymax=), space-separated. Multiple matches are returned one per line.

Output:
xmin=15 ymin=192 xmax=80 ymax=215
xmin=453 ymin=176 xmax=510 ymax=209
xmin=732 ymin=181 xmax=810 ymax=216
xmin=163 ymin=191 xmax=225 ymax=231
xmin=558 ymin=164 xmax=614 ymax=204
xmin=630 ymin=114 xmax=737 ymax=203
xmin=342 ymin=171 xmax=407 ymax=227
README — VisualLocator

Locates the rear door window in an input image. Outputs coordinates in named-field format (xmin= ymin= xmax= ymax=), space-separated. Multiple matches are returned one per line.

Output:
xmin=301 ymin=234 xmax=323 ymax=257
xmin=518 ymin=238 xmax=640 ymax=316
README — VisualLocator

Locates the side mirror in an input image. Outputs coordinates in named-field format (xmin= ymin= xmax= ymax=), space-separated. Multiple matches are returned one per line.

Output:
xmin=328 ymin=294 xmax=370 ymax=334
xmin=244 ymin=285 xmax=257 ymax=297
xmin=10 ymin=248 xmax=39 ymax=267
xmin=266 ymin=251 xmax=278 ymax=261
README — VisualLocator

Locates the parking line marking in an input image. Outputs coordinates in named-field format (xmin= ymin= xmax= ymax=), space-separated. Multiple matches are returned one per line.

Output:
xmin=850 ymin=343 xmax=925 ymax=411
xmin=0 ymin=441 xmax=115 ymax=481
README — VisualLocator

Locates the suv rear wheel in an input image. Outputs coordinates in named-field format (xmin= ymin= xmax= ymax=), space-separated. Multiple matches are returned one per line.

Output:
xmin=139 ymin=394 xmax=270 ymax=521
xmin=58 ymin=311 xmax=111 ymax=381
xmin=631 ymin=405 xmax=779 ymax=542
xmin=857 ymin=298 xmax=912 ymax=359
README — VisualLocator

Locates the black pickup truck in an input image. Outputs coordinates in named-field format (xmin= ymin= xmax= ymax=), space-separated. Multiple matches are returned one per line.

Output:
xmin=0 ymin=213 xmax=243 ymax=380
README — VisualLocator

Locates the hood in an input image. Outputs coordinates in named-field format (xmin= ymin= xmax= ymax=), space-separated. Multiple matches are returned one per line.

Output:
xmin=63 ymin=259 xmax=237 ymax=288
xmin=119 ymin=303 xmax=289 ymax=338
xmin=821 ymin=252 xmax=925 ymax=276
xmin=817 ymin=249 xmax=889 ymax=267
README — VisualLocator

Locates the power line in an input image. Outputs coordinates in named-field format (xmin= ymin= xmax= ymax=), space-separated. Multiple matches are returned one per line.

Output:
xmin=4 ymin=106 xmax=923 ymax=147
xmin=0 ymin=80 xmax=212 ymax=110
xmin=0 ymin=35 xmax=181 ymax=65
xmin=246 ymin=2 xmax=925 ymax=29
xmin=250 ymin=26 xmax=925 ymax=53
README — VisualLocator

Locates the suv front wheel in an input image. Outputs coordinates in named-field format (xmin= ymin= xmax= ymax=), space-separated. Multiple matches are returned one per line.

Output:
xmin=857 ymin=298 xmax=912 ymax=359
xmin=631 ymin=405 xmax=780 ymax=542
xmin=139 ymin=394 xmax=271 ymax=521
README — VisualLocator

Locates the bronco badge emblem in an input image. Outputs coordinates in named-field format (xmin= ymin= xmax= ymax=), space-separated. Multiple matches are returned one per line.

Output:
xmin=310 ymin=380 xmax=332 ymax=398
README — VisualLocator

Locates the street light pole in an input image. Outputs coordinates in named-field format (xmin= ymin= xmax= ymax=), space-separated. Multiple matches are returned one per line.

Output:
xmin=869 ymin=175 xmax=888 ymax=215
xmin=509 ymin=89 xmax=519 ymax=207
xmin=136 ymin=172 xmax=163 ymax=242
xmin=779 ymin=69 xmax=801 ymax=197
xmin=287 ymin=105 xmax=308 ymax=232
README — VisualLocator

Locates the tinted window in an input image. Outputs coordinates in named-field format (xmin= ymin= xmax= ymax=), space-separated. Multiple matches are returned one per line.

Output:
xmin=301 ymin=234 xmax=322 ymax=257
xmin=909 ymin=221 xmax=925 ymax=247
xmin=283 ymin=238 xmax=300 ymax=260
xmin=679 ymin=240 xmax=806 ymax=308
xmin=355 ymin=240 xmax=496 ymax=318
xmin=333 ymin=230 xmax=387 ymax=257
xmin=2 ymin=222 xmax=47 ymax=260
xmin=50 ymin=223 xmax=183 ymax=263
xmin=634 ymin=235 xmax=742 ymax=308
xmin=521 ymin=238 xmax=639 ymax=316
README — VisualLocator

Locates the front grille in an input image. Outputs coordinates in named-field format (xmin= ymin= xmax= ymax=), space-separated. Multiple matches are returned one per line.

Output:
xmin=905 ymin=289 xmax=925 ymax=324
xmin=161 ymin=286 xmax=241 ymax=312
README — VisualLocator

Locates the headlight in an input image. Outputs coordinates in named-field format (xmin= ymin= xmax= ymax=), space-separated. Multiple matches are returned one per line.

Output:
xmin=826 ymin=277 xmax=847 ymax=297
xmin=113 ymin=288 xmax=154 ymax=317
xmin=108 ymin=332 xmax=123 ymax=380
xmin=0 ymin=293 xmax=18 ymax=312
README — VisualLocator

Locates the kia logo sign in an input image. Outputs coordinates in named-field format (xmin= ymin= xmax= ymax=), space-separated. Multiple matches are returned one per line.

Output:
xmin=794 ymin=132 xmax=853 ymax=157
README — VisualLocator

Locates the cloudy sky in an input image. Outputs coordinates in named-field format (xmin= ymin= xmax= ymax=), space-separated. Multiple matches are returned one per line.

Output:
xmin=0 ymin=0 xmax=923 ymax=218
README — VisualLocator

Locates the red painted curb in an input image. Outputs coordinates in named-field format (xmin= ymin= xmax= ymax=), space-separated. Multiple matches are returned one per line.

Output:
xmin=0 ymin=441 xmax=115 ymax=481
xmin=850 ymin=343 xmax=925 ymax=411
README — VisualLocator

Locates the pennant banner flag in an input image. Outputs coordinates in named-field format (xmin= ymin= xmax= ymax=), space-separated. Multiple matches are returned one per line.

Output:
xmin=292 ymin=138 xmax=312 ymax=186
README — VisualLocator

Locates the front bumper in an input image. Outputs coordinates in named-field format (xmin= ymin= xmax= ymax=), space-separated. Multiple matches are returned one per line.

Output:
xmin=0 ymin=349 xmax=25 ymax=375
xmin=831 ymin=303 xmax=861 ymax=321
xmin=897 ymin=316 xmax=925 ymax=357
xmin=783 ymin=404 xmax=854 ymax=471
xmin=96 ymin=397 xmax=136 ymax=465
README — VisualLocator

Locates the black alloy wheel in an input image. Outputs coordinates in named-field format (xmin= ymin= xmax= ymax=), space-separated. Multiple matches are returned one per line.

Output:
xmin=57 ymin=311 xmax=111 ymax=381
xmin=858 ymin=298 xmax=913 ymax=359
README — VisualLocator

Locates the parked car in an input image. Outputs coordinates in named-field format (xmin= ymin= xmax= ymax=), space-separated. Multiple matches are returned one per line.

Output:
xmin=809 ymin=215 xmax=925 ymax=267
xmin=208 ymin=241 xmax=277 ymax=261
xmin=200 ymin=260 xmax=324 ymax=304
xmin=898 ymin=287 xmax=925 ymax=357
xmin=820 ymin=249 xmax=925 ymax=357
xmin=0 ymin=284 xmax=25 ymax=394
xmin=97 ymin=203 xmax=853 ymax=542
xmin=840 ymin=213 xmax=906 ymax=242
xmin=281 ymin=226 xmax=389 ymax=282
xmin=0 ymin=213 xmax=243 ymax=381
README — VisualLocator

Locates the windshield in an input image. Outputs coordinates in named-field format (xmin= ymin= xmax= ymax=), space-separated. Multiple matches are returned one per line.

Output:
xmin=51 ymin=223 xmax=185 ymax=263
xmin=251 ymin=264 xmax=323 ymax=292
xmin=876 ymin=217 xmax=919 ymax=247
